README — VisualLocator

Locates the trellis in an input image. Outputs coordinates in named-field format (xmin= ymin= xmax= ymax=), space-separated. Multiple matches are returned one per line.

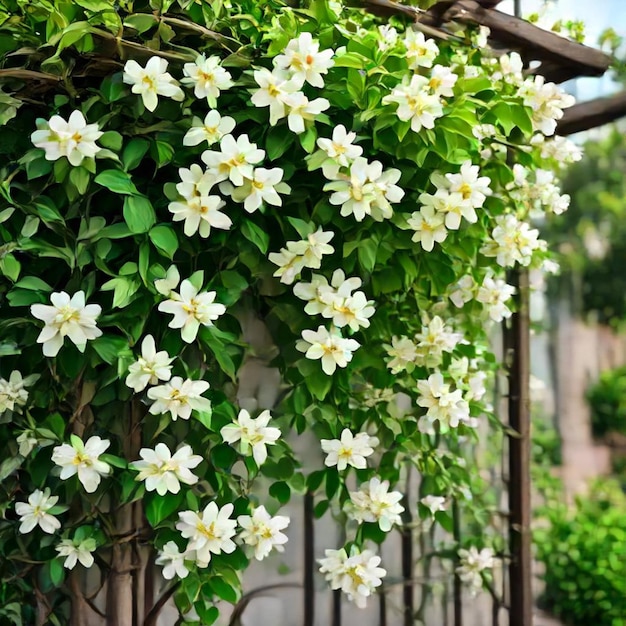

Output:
xmin=353 ymin=2 xmax=617 ymax=626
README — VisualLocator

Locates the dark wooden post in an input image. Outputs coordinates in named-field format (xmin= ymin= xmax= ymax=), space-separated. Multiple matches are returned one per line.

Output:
xmin=452 ymin=499 xmax=463 ymax=626
xmin=304 ymin=493 xmax=315 ymax=626
xmin=506 ymin=269 xmax=533 ymax=626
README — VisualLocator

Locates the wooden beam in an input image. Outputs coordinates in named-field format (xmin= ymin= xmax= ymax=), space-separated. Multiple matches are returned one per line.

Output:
xmin=444 ymin=0 xmax=610 ymax=77
xmin=526 ymin=61 xmax=583 ymax=85
xmin=505 ymin=269 xmax=533 ymax=626
xmin=557 ymin=91 xmax=626 ymax=135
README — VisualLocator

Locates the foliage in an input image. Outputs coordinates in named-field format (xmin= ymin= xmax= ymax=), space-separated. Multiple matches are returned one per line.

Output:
xmin=535 ymin=480 xmax=626 ymax=626
xmin=0 ymin=0 xmax=573 ymax=622
xmin=586 ymin=365 xmax=626 ymax=438
xmin=545 ymin=130 xmax=626 ymax=325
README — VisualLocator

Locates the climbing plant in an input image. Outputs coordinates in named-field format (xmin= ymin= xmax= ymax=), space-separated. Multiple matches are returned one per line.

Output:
xmin=0 ymin=0 xmax=578 ymax=623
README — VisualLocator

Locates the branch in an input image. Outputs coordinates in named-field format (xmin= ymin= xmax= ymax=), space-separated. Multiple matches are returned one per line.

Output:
xmin=0 ymin=69 xmax=62 ymax=83
xmin=143 ymin=582 xmax=179 ymax=626
xmin=228 ymin=583 xmax=302 ymax=626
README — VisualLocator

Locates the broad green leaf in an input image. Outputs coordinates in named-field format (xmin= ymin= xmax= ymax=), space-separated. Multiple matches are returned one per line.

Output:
xmin=149 ymin=225 xmax=178 ymax=259
xmin=95 ymin=169 xmax=139 ymax=195
xmin=241 ymin=220 xmax=269 ymax=254
xmin=123 ymin=195 xmax=156 ymax=233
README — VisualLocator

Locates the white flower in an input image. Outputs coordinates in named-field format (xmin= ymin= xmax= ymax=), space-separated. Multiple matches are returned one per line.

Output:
xmin=419 ymin=189 xmax=474 ymax=231
xmin=494 ymin=52 xmax=524 ymax=85
xmin=31 ymin=291 xmax=102 ymax=357
xmin=268 ymin=248 xmax=306 ymax=285
xmin=175 ymin=164 xmax=217 ymax=200
xmin=226 ymin=167 xmax=286 ymax=213
xmin=31 ymin=111 xmax=102 ymax=166
xmin=220 ymin=409 xmax=281 ymax=466
xmin=480 ymin=214 xmax=541 ymax=267
xmin=125 ymin=334 xmax=173 ymax=392
xmin=377 ymin=24 xmax=399 ymax=50
xmin=238 ymin=506 xmax=290 ymax=560
xmin=428 ymin=65 xmax=458 ymax=97
xmin=154 ymin=265 xmax=180 ymax=296
xmin=181 ymin=54 xmax=233 ymax=103
xmin=17 ymin=431 xmax=38 ymax=457
xmin=407 ymin=205 xmax=448 ymax=252
xmin=131 ymin=443 xmax=202 ymax=496
xmin=457 ymin=546 xmax=495 ymax=594
xmin=319 ymin=547 xmax=386 ymax=608
xmin=250 ymin=68 xmax=301 ymax=125
xmin=284 ymin=92 xmax=330 ymax=134
xmin=287 ymin=228 xmax=335 ymax=269
xmin=202 ymin=134 xmax=265 ymax=186
xmin=56 ymin=537 xmax=96 ymax=570
xmin=345 ymin=477 xmax=404 ymax=531
xmin=0 ymin=370 xmax=33 ymax=414
xmin=297 ymin=326 xmax=360 ymax=375
xmin=420 ymin=495 xmax=447 ymax=517
xmin=15 ymin=489 xmax=61 ymax=534
xmin=183 ymin=110 xmax=236 ymax=147
xmin=320 ymin=288 xmax=375 ymax=332
xmin=294 ymin=274 xmax=332 ymax=315
xmin=518 ymin=75 xmax=575 ymax=136
xmin=472 ymin=123 xmax=497 ymax=141
xmin=176 ymin=502 xmax=237 ymax=567
xmin=384 ymin=336 xmax=418 ymax=374
xmin=414 ymin=315 xmax=462 ymax=367
xmin=158 ymin=279 xmax=226 ymax=343
xmin=445 ymin=161 xmax=492 ymax=209
xmin=535 ymin=134 xmax=582 ymax=164
xmin=123 ymin=56 xmax=184 ymax=112
xmin=317 ymin=125 xmax=363 ymax=178
xmin=52 ymin=435 xmax=111 ymax=493
xmin=449 ymin=275 xmax=476 ymax=308
xmin=383 ymin=75 xmax=444 ymax=132
xmin=325 ymin=157 xmax=403 ymax=222
xmin=321 ymin=428 xmax=379 ymax=470
xmin=476 ymin=275 xmax=516 ymax=322
xmin=147 ymin=376 xmax=211 ymax=421
xmin=168 ymin=194 xmax=231 ymax=238
xmin=156 ymin=541 xmax=191 ymax=580
xmin=404 ymin=30 xmax=439 ymax=69
xmin=274 ymin=32 xmax=334 ymax=87
xmin=416 ymin=373 xmax=470 ymax=434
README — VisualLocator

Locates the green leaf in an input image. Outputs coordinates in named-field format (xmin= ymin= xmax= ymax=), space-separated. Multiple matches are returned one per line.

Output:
xmin=241 ymin=220 xmax=269 ymax=254
xmin=0 ymin=254 xmax=20 ymax=282
xmin=209 ymin=577 xmax=238 ymax=603
xmin=95 ymin=169 xmax=139 ymax=195
xmin=145 ymin=490 xmax=185 ymax=526
xmin=123 ymin=195 xmax=157 ymax=234
xmin=123 ymin=138 xmax=150 ymax=171
xmin=194 ymin=604 xmax=219 ymax=626
xmin=333 ymin=51 xmax=368 ymax=69
xmin=14 ymin=276 xmax=52 ymax=291
xmin=49 ymin=559 xmax=65 ymax=588
xmin=99 ymin=131 xmax=123 ymax=152
xmin=269 ymin=481 xmax=291 ymax=504
xmin=91 ymin=335 xmax=130 ymax=364
xmin=124 ymin=13 xmax=159 ymax=33
xmin=265 ymin=125 xmax=295 ymax=160
xmin=69 ymin=167 xmax=90 ymax=194
xmin=100 ymin=453 xmax=127 ymax=469
xmin=314 ymin=499 xmax=330 ymax=518
xmin=149 ymin=225 xmax=178 ymax=260
xmin=357 ymin=238 xmax=378 ymax=273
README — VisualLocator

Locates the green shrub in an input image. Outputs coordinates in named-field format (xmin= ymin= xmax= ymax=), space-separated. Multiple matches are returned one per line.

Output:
xmin=586 ymin=366 xmax=626 ymax=438
xmin=535 ymin=480 xmax=626 ymax=626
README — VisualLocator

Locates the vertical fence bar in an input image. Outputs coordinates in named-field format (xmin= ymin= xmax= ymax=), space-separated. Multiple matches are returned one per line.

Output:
xmin=378 ymin=585 xmax=387 ymax=626
xmin=506 ymin=269 xmax=533 ymax=626
xmin=452 ymin=499 xmax=463 ymax=626
xmin=304 ymin=492 xmax=315 ymax=626
xmin=401 ymin=467 xmax=414 ymax=626
xmin=332 ymin=588 xmax=342 ymax=626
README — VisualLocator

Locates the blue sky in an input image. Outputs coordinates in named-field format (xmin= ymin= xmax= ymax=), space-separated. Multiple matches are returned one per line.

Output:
xmin=498 ymin=0 xmax=625 ymax=100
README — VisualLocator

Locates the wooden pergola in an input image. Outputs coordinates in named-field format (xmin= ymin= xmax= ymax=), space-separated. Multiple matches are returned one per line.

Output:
xmin=362 ymin=2 xmax=625 ymax=626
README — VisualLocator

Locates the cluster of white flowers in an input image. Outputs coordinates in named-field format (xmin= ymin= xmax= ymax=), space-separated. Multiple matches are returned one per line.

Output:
xmin=163 ymin=501 xmax=289 ymax=575
xmin=416 ymin=372 xmax=474 ymax=434
xmin=52 ymin=435 xmax=111 ymax=493
xmin=319 ymin=546 xmax=386 ymax=608
xmin=0 ymin=370 xmax=35 ymax=414
xmin=345 ymin=477 xmax=404 ymax=531
xmin=294 ymin=269 xmax=375 ymax=332
xmin=30 ymin=290 xmax=102 ymax=357
xmin=220 ymin=409 xmax=281 ymax=466
xmin=269 ymin=228 xmax=334 ymax=285
xmin=324 ymin=155 xmax=404 ymax=222
xmin=480 ymin=214 xmax=543 ymax=267
xmin=476 ymin=274 xmax=516 ymax=322
xmin=131 ymin=443 xmax=202 ymax=496
xmin=321 ymin=428 xmax=379 ymax=470
xmin=456 ymin=546 xmax=495 ymax=595
xmin=531 ymin=133 xmax=583 ymax=166
xmin=507 ymin=164 xmax=570 ymax=217
xmin=517 ymin=75 xmax=575 ymax=136
xmin=250 ymin=33 xmax=333 ymax=133
xmin=31 ymin=111 xmax=103 ymax=166
xmin=449 ymin=357 xmax=488 ymax=402
xmin=408 ymin=161 xmax=491 ymax=251
xmin=384 ymin=315 xmax=462 ymax=373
